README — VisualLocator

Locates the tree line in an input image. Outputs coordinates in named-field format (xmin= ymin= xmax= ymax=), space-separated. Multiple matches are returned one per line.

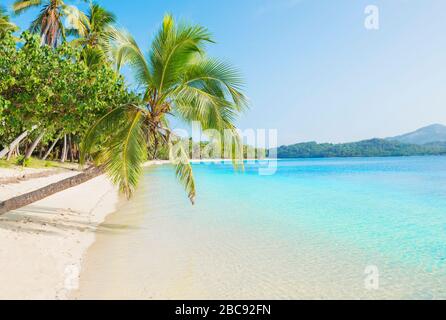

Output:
xmin=275 ymin=139 xmax=446 ymax=158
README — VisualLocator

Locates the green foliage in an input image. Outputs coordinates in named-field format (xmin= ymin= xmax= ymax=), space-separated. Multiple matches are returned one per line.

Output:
xmin=0 ymin=157 xmax=72 ymax=169
xmin=276 ymin=139 xmax=446 ymax=158
xmin=171 ymin=140 xmax=196 ymax=204
xmin=16 ymin=155 xmax=30 ymax=167
xmin=70 ymin=2 xmax=117 ymax=69
xmin=0 ymin=6 xmax=18 ymax=36
xmin=0 ymin=31 xmax=133 ymax=151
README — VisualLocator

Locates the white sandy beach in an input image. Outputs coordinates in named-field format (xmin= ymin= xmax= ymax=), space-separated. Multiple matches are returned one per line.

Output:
xmin=0 ymin=159 xmax=265 ymax=300
xmin=0 ymin=168 xmax=119 ymax=300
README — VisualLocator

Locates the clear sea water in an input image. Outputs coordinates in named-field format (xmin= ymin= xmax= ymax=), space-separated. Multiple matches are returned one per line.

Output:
xmin=76 ymin=156 xmax=446 ymax=299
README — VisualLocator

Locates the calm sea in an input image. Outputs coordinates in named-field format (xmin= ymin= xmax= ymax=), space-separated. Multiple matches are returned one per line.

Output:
xmin=75 ymin=156 xmax=446 ymax=299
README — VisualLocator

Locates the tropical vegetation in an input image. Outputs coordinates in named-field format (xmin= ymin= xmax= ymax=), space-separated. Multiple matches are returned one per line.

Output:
xmin=0 ymin=6 xmax=17 ymax=36
xmin=12 ymin=0 xmax=87 ymax=47
xmin=0 ymin=2 xmax=248 ymax=205
xmin=81 ymin=15 xmax=247 ymax=202
xmin=0 ymin=31 xmax=132 ymax=163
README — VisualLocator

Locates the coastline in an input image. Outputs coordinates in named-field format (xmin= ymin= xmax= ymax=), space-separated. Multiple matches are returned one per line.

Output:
xmin=0 ymin=171 xmax=120 ymax=300
xmin=0 ymin=159 xmax=271 ymax=299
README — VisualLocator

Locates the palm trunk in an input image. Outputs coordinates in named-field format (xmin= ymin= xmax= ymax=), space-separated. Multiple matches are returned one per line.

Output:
xmin=0 ymin=167 xmax=103 ymax=215
xmin=24 ymin=131 xmax=45 ymax=160
xmin=152 ymin=132 xmax=159 ymax=160
xmin=61 ymin=134 xmax=67 ymax=163
xmin=0 ymin=127 xmax=36 ymax=159
xmin=42 ymin=136 xmax=60 ymax=160
xmin=68 ymin=134 xmax=75 ymax=162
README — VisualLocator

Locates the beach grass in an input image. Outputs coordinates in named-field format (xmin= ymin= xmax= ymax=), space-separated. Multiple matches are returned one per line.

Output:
xmin=0 ymin=157 xmax=77 ymax=170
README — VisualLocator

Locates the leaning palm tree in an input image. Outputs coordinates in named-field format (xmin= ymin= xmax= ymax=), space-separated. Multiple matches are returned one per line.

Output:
xmin=12 ymin=0 xmax=86 ymax=47
xmin=0 ymin=6 xmax=18 ymax=36
xmin=81 ymin=15 xmax=247 ymax=204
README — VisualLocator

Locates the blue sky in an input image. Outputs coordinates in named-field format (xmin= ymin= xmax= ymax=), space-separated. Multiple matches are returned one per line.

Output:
xmin=3 ymin=0 xmax=446 ymax=145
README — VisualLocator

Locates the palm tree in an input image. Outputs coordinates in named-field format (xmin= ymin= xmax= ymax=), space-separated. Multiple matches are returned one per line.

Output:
xmin=82 ymin=15 xmax=247 ymax=204
xmin=72 ymin=2 xmax=115 ymax=47
xmin=0 ymin=6 xmax=18 ymax=36
xmin=70 ymin=2 xmax=116 ymax=68
xmin=12 ymin=0 xmax=86 ymax=47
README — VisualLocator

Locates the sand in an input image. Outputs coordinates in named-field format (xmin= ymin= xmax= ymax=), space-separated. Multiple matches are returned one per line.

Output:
xmin=0 ymin=168 xmax=119 ymax=300
xmin=0 ymin=160 xmax=260 ymax=299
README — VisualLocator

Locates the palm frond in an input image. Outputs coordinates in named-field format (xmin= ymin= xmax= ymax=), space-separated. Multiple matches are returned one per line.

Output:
xmin=80 ymin=105 xmax=128 ymax=165
xmin=174 ymin=85 xmax=229 ymax=130
xmin=88 ymin=3 xmax=116 ymax=31
xmin=29 ymin=13 xmax=43 ymax=33
xmin=12 ymin=0 xmax=42 ymax=15
xmin=105 ymin=26 xmax=152 ymax=84
xmin=81 ymin=45 xmax=106 ymax=69
xmin=170 ymin=139 xmax=196 ymax=204
xmin=103 ymin=109 xmax=147 ymax=198
xmin=169 ymin=55 xmax=247 ymax=132
xmin=150 ymin=14 xmax=213 ymax=95
xmin=0 ymin=6 xmax=18 ymax=34
xmin=183 ymin=58 xmax=248 ymax=110
xmin=63 ymin=4 xmax=88 ymax=38
xmin=223 ymin=126 xmax=245 ymax=169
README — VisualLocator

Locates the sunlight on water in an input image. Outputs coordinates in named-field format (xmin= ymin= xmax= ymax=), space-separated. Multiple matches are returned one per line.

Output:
xmin=74 ymin=157 xmax=446 ymax=299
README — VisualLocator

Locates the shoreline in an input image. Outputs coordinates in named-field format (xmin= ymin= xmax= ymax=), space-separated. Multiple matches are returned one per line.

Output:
xmin=0 ymin=170 xmax=120 ymax=300
xmin=0 ymin=160 xmax=259 ymax=299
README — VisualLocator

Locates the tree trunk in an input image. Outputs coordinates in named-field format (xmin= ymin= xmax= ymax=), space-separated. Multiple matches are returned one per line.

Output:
xmin=68 ymin=134 xmax=75 ymax=162
xmin=6 ymin=147 xmax=16 ymax=161
xmin=24 ymin=131 xmax=45 ymax=160
xmin=0 ymin=127 xmax=36 ymax=159
xmin=0 ymin=167 xmax=103 ymax=215
xmin=152 ymin=132 xmax=159 ymax=160
xmin=42 ymin=136 xmax=60 ymax=160
xmin=61 ymin=134 xmax=67 ymax=163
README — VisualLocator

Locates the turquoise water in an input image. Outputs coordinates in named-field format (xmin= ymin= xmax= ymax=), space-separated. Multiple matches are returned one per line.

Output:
xmin=77 ymin=156 xmax=446 ymax=299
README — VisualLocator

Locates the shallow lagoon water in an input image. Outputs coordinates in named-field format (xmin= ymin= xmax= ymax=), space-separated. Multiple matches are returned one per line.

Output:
xmin=75 ymin=157 xmax=446 ymax=299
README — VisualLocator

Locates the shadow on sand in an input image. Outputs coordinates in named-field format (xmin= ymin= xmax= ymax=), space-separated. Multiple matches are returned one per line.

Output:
xmin=0 ymin=205 xmax=140 ymax=236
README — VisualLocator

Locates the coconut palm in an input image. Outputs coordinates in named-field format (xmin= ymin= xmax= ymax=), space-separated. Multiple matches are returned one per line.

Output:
xmin=81 ymin=14 xmax=247 ymax=204
xmin=72 ymin=2 xmax=115 ymax=47
xmin=0 ymin=6 xmax=18 ymax=36
xmin=12 ymin=0 xmax=87 ymax=47
xmin=70 ymin=2 xmax=116 ymax=68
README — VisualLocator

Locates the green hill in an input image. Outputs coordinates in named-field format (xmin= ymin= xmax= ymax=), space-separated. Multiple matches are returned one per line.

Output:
xmin=275 ymin=139 xmax=446 ymax=159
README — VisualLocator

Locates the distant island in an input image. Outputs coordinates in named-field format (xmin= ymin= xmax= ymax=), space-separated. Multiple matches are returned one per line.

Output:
xmin=275 ymin=124 xmax=446 ymax=158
